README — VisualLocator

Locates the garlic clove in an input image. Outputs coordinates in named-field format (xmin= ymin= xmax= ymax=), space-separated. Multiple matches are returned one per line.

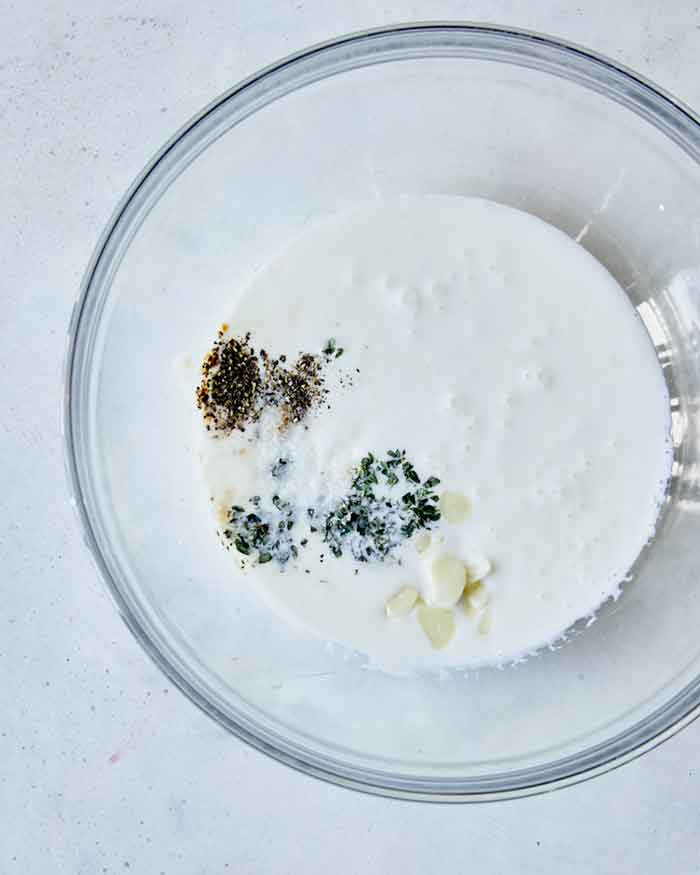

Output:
xmin=464 ymin=579 xmax=489 ymax=609
xmin=430 ymin=554 xmax=468 ymax=607
xmin=417 ymin=604 xmax=456 ymax=649
xmin=465 ymin=555 xmax=492 ymax=583
xmin=463 ymin=598 xmax=479 ymax=619
xmin=440 ymin=491 xmax=471 ymax=524
xmin=385 ymin=585 xmax=419 ymax=618
xmin=478 ymin=609 xmax=492 ymax=636
xmin=414 ymin=532 xmax=432 ymax=555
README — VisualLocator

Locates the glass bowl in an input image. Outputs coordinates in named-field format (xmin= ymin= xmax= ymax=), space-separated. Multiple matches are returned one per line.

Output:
xmin=64 ymin=24 xmax=700 ymax=800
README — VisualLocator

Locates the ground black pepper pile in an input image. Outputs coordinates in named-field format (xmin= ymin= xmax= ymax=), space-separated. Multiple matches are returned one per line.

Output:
xmin=262 ymin=351 xmax=325 ymax=430
xmin=196 ymin=326 xmax=328 ymax=433
xmin=196 ymin=329 xmax=261 ymax=432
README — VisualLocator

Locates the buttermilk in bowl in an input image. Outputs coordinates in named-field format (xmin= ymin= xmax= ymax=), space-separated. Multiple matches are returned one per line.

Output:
xmin=192 ymin=196 xmax=672 ymax=672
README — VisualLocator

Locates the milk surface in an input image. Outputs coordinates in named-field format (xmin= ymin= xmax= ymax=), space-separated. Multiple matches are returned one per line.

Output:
xmin=198 ymin=196 xmax=672 ymax=670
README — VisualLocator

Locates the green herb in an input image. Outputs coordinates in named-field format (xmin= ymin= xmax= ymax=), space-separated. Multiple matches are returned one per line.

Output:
xmin=322 ymin=337 xmax=345 ymax=359
xmin=234 ymin=536 xmax=250 ymax=555
xmin=223 ymin=445 xmax=439 ymax=569
xmin=322 ymin=450 xmax=441 ymax=562
xmin=271 ymin=458 xmax=289 ymax=478
xmin=224 ymin=494 xmax=298 ymax=566
xmin=402 ymin=460 xmax=420 ymax=484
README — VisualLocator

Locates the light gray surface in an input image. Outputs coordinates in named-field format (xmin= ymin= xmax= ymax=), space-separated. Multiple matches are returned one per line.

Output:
xmin=3 ymin=2 xmax=700 ymax=872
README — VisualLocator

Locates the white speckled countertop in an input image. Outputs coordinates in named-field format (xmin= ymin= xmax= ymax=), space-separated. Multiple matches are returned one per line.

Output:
xmin=3 ymin=2 xmax=700 ymax=872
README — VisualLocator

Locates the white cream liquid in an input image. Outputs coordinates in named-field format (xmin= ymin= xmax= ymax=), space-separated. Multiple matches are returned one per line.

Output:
xmin=198 ymin=196 xmax=672 ymax=671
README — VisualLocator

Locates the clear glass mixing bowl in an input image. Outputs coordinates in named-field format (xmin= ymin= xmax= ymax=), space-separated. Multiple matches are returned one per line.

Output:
xmin=65 ymin=24 xmax=700 ymax=800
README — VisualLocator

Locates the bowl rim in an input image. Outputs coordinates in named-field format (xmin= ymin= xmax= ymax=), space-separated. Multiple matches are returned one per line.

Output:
xmin=63 ymin=21 xmax=700 ymax=802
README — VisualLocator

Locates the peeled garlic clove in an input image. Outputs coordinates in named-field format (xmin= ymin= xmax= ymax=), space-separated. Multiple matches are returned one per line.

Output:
xmin=464 ymin=579 xmax=489 ymax=609
xmin=463 ymin=598 xmax=478 ymax=619
xmin=440 ymin=491 xmax=471 ymax=524
xmin=414 ymin=532 xmax=431 ymax=555
xmin=478 ymin=609 xmax=492 ymax=637
xmin=465 ymin=555 xmax=492 ymax=583
xmin=418 ymin=604 xmax=456 ymax=649
xmin=385 ymin=585 xmax=419 ymax=618
xmin=430 ymin=554 xmax=467 ymax=607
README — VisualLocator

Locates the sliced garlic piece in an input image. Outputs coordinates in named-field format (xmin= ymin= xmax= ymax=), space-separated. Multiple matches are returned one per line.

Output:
xmin=440 ymin=491 xmax=471 ymax=523
xmin=478 ymin=609 xmax=492 ymax=636
xmin=385 ymin=585 xmax=419 ymax=618
xmin=465 ymin=579 xmax=489 ymax=609
xmin=430 ymin=554 xmax=467 ymax=607
xmin=463 ymin=598 xmax=478 ymax=619
xmin=414 ymin=532 xmax=432 ymax=555
xmin=465 ymin=555 xmax=492 ymax=583
xmin=418 ymin=604 xmax=456 ymax=649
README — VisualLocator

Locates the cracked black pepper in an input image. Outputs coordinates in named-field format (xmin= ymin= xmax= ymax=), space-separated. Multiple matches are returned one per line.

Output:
xmin=196 ymin=327 xmax=330 ymax=433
